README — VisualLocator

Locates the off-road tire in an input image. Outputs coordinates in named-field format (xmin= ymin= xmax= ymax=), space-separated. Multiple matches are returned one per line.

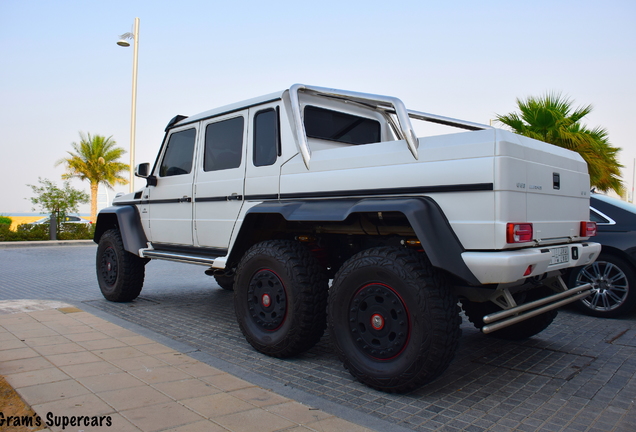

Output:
xmin=234 ymin=240 xmax=328 ymax=358
xmin=96 ymin=229 xmax=146 ymax=302
xmin=460 ymin=286 xmax=557 ymax=340
xmin=328 ymin=247 xmax=461 ymax=393
xmin=214 ymin=273 xmax=235 ymax=291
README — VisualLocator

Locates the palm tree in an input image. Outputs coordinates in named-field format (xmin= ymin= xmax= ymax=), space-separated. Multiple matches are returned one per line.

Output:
xmin=57 ymin=133 xmax=129 ymax=221
xmin=496 ymin=93 xmax=623 ymax=195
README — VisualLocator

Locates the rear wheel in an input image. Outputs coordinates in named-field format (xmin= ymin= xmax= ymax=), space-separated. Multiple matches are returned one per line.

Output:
xmin=96 ymin=229 xmax=146 ymax=302
xmin=328 ymin=247 xmax=461 ymax=393
xmin=234 ymin=240 xmax=328 ymax=358
xmin=460 ymin=286 xmax=557 ymax=340
xmin=214 ymin=273 xmax=235 ymax=291
xmin=569 ymin=253 xmax=636 ymax=318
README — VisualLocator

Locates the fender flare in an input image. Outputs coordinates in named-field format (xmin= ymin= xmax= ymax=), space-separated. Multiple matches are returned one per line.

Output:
xmin=94 ymin=205 xmax=148 ymax=255
xmin=238 ymin=197 xmax=480 ymax=285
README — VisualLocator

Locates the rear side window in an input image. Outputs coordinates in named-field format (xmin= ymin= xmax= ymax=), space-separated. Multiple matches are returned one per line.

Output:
xmin=253 ymin=108 xmax=279 ymax=167
xmin=590 ymin=208 xmax=611 ymax=224
xmin=159 ymin=128 xmax=196 ymax=177
xmin=304 ymin=106 xmax=381 ymax=145
xmin=204 ymin=117 xmax=244 ymax=172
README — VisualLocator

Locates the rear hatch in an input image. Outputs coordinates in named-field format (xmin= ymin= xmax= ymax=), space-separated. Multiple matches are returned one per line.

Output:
xmin=494 ymin=129 xmax=591 ymax=248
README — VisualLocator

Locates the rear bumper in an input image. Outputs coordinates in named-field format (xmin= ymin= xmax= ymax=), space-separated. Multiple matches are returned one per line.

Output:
xmin=462 ymin=242 xmax=601 ymax=284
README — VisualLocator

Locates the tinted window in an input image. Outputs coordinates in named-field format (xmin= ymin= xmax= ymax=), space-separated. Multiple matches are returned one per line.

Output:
xmin=160 ymin=128 xmax=196 ymax=177
xmin=204 ymin=117 xmax=244 ymax=171
xmin=304 ymin=106 xmax=381 ymax=145
xmin=590 ymin=209 xmax=611 ymax=224
xmin=253 ymin=108 xmax=279 ymax=167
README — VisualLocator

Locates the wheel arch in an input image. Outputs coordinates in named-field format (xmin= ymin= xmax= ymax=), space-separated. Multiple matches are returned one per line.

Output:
xmin=94 ymin=205 xmax=148 ymax=255
xmin=596 ymin=246 xmax=636 ymax=269
xmin=570 ymin=246 xmax=636 ymax=280
xmin=229 ymin=197 xmax=480 ymax=285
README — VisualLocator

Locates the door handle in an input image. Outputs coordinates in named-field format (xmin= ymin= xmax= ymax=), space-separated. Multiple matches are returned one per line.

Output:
xmin=180 ymin=196 xmax=192 ymax=203
xmin=227 ymin=193 xmax=243 ymax=201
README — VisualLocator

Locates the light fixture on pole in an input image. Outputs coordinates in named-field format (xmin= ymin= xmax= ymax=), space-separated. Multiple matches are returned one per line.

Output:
xmin=117 ymin=17 xmax=140 ymax=193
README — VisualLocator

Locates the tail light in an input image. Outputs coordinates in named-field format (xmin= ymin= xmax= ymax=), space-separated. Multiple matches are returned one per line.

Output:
xmin=506 ymin=223 xmax=533 ymax=243
xmin=581 ymin=221 xmax=597 ymax=237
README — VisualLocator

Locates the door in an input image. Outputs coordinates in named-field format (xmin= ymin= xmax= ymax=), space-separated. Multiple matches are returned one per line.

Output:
xmin=147 ymin=125 xmax=198 ymax=245
xmin=194 ymin=111 xmax=247 ymax=249
xmin=244 ymin=104 xmax=283 ymax=200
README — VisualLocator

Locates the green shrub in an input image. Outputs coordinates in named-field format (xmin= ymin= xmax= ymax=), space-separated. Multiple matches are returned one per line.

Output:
xmin=0 ymin=223 xmax=46 ymax=241
xmin=15 ymin=223 xmax=49 ymax=241
xmin=0 ymin=216 xmax=12 ymax=226
xmin=0 ymin=224 xmax=17 ymax=241
xmin=0 ymin=222 xmax=95 ymax=242
xmin=58 ymin=223 xmax=96 ymax=240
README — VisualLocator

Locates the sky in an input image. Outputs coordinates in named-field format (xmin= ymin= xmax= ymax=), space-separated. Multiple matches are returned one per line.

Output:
xmin=1 ymin=0 xmax=635 ymax=213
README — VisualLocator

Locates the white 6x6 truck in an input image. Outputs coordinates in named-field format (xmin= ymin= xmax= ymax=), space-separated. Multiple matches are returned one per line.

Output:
xmin=94 ymin=84 xmax=601 ymax=393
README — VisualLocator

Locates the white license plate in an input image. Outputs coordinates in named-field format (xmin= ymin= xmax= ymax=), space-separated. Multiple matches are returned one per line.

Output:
xmin=550 ymin=247 xmax=570 ymax=265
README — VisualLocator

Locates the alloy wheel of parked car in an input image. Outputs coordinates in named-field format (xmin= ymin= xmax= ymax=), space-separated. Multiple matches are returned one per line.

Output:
xmin=570 ymin=254 xmax=636 ymax=318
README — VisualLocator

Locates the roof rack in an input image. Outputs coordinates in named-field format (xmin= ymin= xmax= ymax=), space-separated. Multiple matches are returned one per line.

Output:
xmin=289 ymin=84 xmax=491 ymax=169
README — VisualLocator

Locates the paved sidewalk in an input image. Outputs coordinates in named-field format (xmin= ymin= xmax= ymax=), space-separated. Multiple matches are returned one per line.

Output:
xmin=0 ymin=303 xmax=373 ymax=432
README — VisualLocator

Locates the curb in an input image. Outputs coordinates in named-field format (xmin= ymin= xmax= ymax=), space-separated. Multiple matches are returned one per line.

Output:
xmin=0 ymin=240 xmax=95 ymax=249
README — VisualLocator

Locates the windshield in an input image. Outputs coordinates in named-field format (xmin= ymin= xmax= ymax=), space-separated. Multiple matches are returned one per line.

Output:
xmin=592 ymin=194 xmax=636 ymax=215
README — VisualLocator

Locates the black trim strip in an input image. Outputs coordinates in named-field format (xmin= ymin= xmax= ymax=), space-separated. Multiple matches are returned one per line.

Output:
xmin=245 ymin=194 xmax=279 ymax=201
xmin=115 ymin=198 xmax=190 ymax=205
xmin=114 ymin=200 xmax=143 ymax=206
xmin=195 ymin=197 xmax=228 ymax=203
xmin=152 ymin=243 xmax=228 ymax=258
xmin=114 ymin=183 xmax=493 ymax=206
xmin=144 ymin=198 xmax=183 ymax=205
xmin=195 ymin=195 xmax=244 ymax=203
xmin=280 ymin=183 xmax=493 ymax=200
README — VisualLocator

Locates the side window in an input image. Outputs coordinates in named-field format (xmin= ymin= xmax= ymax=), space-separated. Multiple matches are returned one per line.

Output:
xmin=304 ymin=106 xmax=381 ymax=145
xmin=590 ymin=209 xmax=610 ymax=224
xmin=159 ymin=128 xmax=196 ymax=177
xmin=204 ymin=117 xmax=244 ymax=172
xmin=253 ymin=108 xmax=279 ymax=167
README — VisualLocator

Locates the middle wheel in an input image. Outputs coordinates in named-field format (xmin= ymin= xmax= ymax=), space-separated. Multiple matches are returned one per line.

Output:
xmin=234 ymin=240 xmax=328 ymax=358
xmin=328 ymin=247 xmax=462 ymax=393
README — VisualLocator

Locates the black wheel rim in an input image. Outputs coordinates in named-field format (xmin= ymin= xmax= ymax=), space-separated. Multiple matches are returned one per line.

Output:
xmin=247 ymin=269 xmax=287 ymax=331
xmin=576 ymin=261 xmax=629 ymax=311
xmin=100 ymin=246 xmax=118 ymax=286
xmin=349 ymin=283 xmax=410 ymax=360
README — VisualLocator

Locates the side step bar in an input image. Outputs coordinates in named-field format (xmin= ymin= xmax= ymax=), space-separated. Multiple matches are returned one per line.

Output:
xmin=141 ymin=250 xmax=218 ymax=266
xmin=481 ymin=283 xmax=592 ymax=334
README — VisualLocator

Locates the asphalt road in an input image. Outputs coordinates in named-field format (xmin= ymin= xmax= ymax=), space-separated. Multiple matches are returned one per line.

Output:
xmin=1 ymin=243 xmax=635 ymax=432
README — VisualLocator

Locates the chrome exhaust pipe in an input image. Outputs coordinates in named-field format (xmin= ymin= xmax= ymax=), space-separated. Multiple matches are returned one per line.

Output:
xmin=481 ymin=283 xmax=592 ymax=334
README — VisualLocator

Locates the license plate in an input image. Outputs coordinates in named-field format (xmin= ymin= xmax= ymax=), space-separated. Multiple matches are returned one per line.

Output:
xmin=550 ymin=247 xmax=569 ymax=265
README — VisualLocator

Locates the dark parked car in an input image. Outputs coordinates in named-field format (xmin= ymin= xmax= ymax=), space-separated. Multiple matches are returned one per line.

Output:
xmin=569 ymin=193 xmax=636 ymax=317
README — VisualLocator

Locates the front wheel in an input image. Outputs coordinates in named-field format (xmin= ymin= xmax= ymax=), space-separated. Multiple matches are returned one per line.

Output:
xmin=328 ymin=247 xmax=461 ymax=393
xmin=569 ymin=253 xmax=636 ymax=318
xmin=234 ymin=240 xmax=328 ymax=358
xmin=96 ymin=229 xmax=146 ymax=302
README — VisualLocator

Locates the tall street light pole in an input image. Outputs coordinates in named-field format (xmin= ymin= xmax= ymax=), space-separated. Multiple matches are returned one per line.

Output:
xmin=117 ymin=17 xmax=140 ymax=193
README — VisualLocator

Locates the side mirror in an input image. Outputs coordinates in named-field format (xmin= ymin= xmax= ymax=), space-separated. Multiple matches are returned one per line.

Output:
xmin=135 ymin=163 xmax=150 ymax=178
xmin=135 ymin=163 xmax=157 ymax=187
